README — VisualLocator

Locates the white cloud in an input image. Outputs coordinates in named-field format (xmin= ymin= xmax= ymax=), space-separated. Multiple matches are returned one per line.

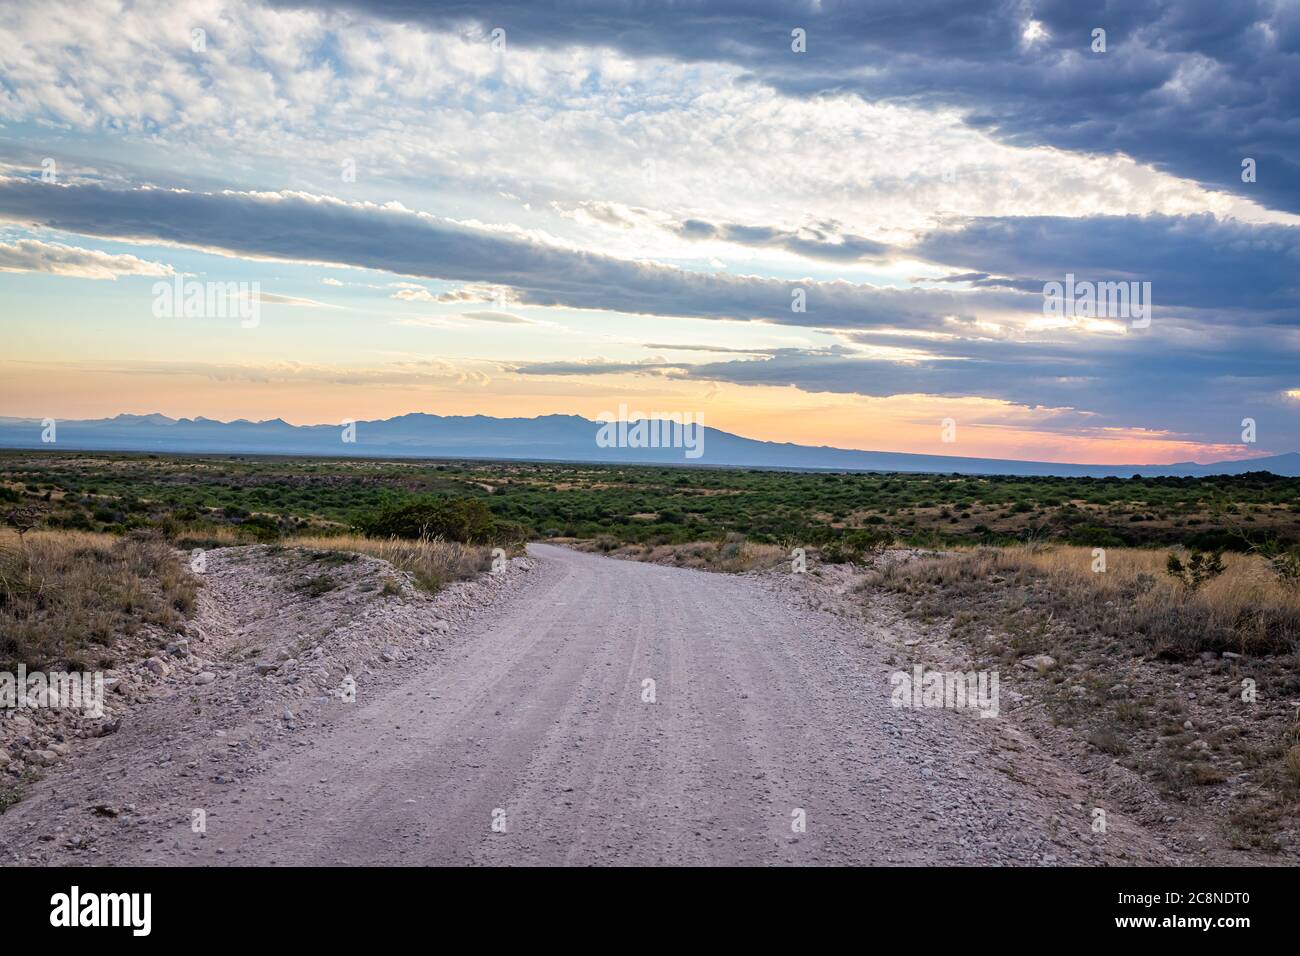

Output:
xmin=0 ymin=238 xmax=171 ymax=280
xmin=257 ymin=291 xmax=343 ymax=309
xmin=0 ymin=0 xmax=1289 ymax=281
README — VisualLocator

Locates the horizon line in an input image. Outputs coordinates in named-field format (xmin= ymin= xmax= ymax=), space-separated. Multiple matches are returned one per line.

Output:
xmin=0 ymin=408 xmax=1290 ymax=470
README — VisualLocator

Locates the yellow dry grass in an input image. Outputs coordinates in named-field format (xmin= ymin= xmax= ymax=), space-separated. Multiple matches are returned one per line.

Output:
xmin=879 ymin=543 xmax=1300 ymax=657
xmin=0 ymin=528 xmax=196 ymax=668
xmin=282 ymin=534 xmax=492 ymax=593
xmin=587 ymin=534 xmax=787 ymax=573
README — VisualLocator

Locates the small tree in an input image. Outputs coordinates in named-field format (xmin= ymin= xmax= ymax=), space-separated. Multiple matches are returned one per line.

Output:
xmin=1165 ymin=549 xmax=1225 ymax=592
xmin=6 ymin=504 xmax=44 ymax=544
xmin=357 ymin=496 xmax=510 ymax=544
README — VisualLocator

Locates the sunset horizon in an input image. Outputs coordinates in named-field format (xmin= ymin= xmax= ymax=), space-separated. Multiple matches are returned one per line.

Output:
xmin=3 ymin=2 xmax=1299 ymax=472
xmin=0 ymin=400 xmax=1286 ymax=468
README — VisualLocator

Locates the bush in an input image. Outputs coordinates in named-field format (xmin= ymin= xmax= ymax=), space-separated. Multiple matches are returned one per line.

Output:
xmin=822 ymin=528 xmax=891 ymax=564
xmin=1066 ymin=525 xmax=1125 ymax=547
xmin=55 ymin=510 xmax=95 ymax=531
xmin=358 ymin=496 xmax=523 ymax=545
xmin=239 ymin=514 xmax=282 ymax=543
xmin=1166 ymin=550 xmax=1225 ymax=592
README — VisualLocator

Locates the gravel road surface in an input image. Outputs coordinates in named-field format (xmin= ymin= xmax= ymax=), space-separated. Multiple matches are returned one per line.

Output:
xmin=2 ymin=543 xmax=1180 ymax=866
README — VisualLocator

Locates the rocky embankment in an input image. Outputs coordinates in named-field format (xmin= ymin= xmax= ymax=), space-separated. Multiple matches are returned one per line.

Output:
xmin=0 ymin=545 xmax=530 ymax=861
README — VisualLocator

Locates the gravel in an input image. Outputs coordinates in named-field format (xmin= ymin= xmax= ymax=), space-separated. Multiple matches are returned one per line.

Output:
xmin=1 ymin=543 xmax=1183 ymax=866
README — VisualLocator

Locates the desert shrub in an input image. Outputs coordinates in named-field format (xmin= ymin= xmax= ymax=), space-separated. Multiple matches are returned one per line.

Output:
xmin=1166 ymin=549 xmax=1225 ymax=592
xmin=5 ymin=504 xmax=45 ymax=540
xmin=358 ymin=496 xmax=523 ymax=545
xmin=1066 ymin=525 xmax=1125 ymax=547
xmin=1184 ymin=530 xmax=1242 ymax=552
xmin=822 ymin=528 xmax=892 ymax=564
xmin=238 ymin=513 xmax=283 ymax=543
xmin=0 ymin=784 xmax=22 ymax=814
xmin=54 ymin=510 xmax=94 ymax=531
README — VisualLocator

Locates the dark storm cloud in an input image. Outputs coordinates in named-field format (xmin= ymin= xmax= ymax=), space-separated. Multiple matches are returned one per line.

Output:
xmin=283 ymin=0 xmax=1300 ymax=213
xmin=0 ymin=179 xmax=997 ymax=330
xmin=913 ymin=215 xmax=1300 ymax=316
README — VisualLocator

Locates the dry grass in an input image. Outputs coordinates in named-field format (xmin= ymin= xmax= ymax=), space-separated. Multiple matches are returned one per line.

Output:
xmin=873 ymin=544 xmax=1300 ymax=658
xmin=582 ymin=533 xmax=787 ymax=573
xmin=870 ymin=542 xmax=1300 ymax=852
xmin=1285 ymin=745 xmax=1300 ymax=788
xmin=282 ymin=534 xmax=493 ymax=593
xmin=0 ymin=529 xmax=197 ymax=669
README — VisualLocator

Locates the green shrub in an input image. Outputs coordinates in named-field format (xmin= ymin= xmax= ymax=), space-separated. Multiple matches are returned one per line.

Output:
xmin=239 ymin=514 xmax=282 ymax=543
xmin=1166 ymin=550 xmax=1225 ymax=592
xmin=1066 ymin=525 xmax=1125 ymax=547
xmin=822 ymin=528 xmax=891 ymax=564
xmin=358 ymin=496 xmax=522 ymax=545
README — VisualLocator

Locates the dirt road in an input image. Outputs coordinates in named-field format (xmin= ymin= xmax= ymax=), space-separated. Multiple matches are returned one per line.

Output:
xmin=2 ymin=543 xmax=1181 ymax=866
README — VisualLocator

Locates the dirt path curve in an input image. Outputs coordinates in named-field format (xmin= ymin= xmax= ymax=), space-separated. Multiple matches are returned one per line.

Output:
xmin=8 ymin=543 xmax=1183 ymax=866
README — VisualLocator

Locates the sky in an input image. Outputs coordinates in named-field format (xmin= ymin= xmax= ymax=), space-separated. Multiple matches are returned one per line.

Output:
xmin=1 ymin=0 xmax=1298 ymax=465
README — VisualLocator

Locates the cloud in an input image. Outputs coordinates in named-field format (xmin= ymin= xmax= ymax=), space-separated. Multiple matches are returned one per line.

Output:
xmin=0 ymin=179 xmax=1005 ymax=331
xmin=517 ymin=326 xmax=1300 ymax=452
xmin=461 ymin=310 xmax=536 ymax=324
xmin=0 ymin=238 xmax=172 ymax=280
xmin=641 ymin=342 xmax=776 ymax=355
xmin=291 ymin=0 xmax=1300 ymax=215
xmin=912 ymin=214 xmax=1300 ymax=315
xmin=392 ymin=287 xmax=439 ymax=302
xmin=0 ymin=356 xmax=496 ymax=390
xmin=9 ymin=179 xmax=1287 ymax=340
xmin=672 ymin=217 xmax=892 ymax=262
xmin=257 ymin=292 xmax=343 ymax=309
xmin=3 ymin=0 xmax=1279 ymax=264
xmin=514 ymin=358 xmax=683 ymax=376
xmin=558 ymin=202 xmax=893 ymax=263
xmin=2 ymin=179 xmax=1297 ymax=451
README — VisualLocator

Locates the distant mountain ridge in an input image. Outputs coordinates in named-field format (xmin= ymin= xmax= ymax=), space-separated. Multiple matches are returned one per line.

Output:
xmin=0 ymin=412 xmax=1295 ymax=478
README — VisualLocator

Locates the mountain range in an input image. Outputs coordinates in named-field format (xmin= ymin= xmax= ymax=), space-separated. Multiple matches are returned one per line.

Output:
xmin=0 ymin=413 xmax=1295 ymax=478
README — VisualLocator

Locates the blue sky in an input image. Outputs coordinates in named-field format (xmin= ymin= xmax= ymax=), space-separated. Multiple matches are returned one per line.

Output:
xmin=1 ymin=0 xmax=1297 ymax=464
